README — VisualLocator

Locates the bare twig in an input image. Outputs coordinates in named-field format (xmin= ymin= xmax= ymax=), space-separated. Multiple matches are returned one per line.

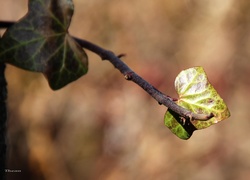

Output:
xmin=0 ymin=21 xmax=214 ymax=121
xmin=73 ymin=37 xmax=214 ymax=121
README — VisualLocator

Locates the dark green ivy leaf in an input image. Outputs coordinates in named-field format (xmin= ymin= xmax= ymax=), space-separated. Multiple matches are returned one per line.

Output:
xmin=0 ymin=0 xmax=88 ymax=90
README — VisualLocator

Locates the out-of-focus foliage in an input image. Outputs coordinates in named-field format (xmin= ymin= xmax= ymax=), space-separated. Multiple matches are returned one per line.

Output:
xmin=1 ymin=0 xmax=249 ymax=180
xmin=165 ymin=67 xmax=230 ymax=140
xmin=0 ymin=0 xmax=88 ymax=90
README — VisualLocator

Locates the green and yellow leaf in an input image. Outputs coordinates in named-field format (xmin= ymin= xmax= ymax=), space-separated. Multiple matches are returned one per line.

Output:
xmin=164 ymin=67 xmax=230 ymax=140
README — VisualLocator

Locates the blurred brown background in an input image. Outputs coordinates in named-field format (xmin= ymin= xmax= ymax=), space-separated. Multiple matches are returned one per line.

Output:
xmin=0 ymin=0 xmax=249 ymax=179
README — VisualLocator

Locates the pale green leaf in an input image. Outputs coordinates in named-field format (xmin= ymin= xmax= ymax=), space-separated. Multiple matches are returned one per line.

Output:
xmin=164 ymin=67 xmax=230 ymax=140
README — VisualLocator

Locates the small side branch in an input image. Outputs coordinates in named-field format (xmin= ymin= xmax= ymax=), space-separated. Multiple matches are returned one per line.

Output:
xmin=0 ymin=21 xmax=213 ymax=121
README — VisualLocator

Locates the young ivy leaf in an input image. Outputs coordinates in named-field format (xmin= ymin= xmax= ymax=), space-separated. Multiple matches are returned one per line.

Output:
xmin=164 ymin=67 xmax=230 ymax=140
xmin=0 ymin=0 xmax=88 ymax=90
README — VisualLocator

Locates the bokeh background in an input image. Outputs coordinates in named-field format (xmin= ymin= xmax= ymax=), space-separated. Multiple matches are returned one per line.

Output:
xmin=0 ymin=0 xmax=249 ymax=179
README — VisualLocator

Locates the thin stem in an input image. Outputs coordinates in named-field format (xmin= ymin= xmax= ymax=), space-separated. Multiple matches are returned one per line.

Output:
xmin=0 ymin=21 xmax=214 ymax=121
xmin=74 ymin=38 xmax=214 ymax=121
xmin=0 ymin=21 xmax=14 ymax=28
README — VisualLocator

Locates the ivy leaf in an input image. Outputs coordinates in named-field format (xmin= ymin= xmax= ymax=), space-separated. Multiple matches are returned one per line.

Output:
xmin=164 ymin=67 xmax=230 ymax=140
xmin=0 ymin=0 xmax=88 ymax=90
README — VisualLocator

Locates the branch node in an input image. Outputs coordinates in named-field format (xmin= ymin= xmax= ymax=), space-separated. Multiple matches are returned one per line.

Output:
xmin=117 ymin=53 xmax=126 ymax=58
xmin=124 ymin=72 xmax=133 ymax=80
